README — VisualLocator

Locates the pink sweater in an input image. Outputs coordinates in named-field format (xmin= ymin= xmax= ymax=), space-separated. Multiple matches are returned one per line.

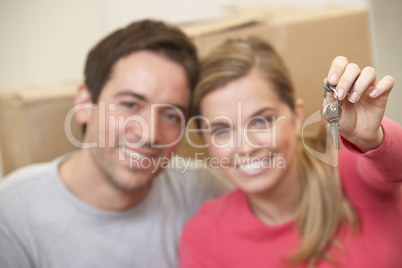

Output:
xmin=180 ymin=117 xmax=402 ymax=268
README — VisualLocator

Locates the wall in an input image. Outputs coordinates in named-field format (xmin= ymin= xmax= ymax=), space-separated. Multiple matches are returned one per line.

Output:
xmin=0 ymin=0 xmax=105 ymax=90
xmin=367 ymin=0 xmax=402 ymax=127
xmin=1 ymin=0 xmax=400 ymax=177
xmin=0 ymin=0 xmax=368 ymax=92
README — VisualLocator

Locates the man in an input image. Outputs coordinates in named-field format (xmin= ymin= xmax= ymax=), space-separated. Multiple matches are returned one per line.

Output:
xmin=0 ymin=20 xmax=230 ymax=268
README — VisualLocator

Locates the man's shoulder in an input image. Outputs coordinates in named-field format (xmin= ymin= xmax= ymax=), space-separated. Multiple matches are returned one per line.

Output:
xmin=0 ymin=160 xmax=57 ymax=196
xmin=162 ymin=157 xmax=232 ymax=192
xmin=151 ymin=157 xmax=232 ymax=212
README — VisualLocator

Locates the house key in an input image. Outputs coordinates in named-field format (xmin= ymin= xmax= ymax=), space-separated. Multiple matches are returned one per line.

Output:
xmin=323 ymin=88 xmax=342 ymax=150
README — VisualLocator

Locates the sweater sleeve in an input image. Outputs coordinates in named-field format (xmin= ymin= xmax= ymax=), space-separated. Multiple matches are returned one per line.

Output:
xmin=339 ymin=117 xmax=402 ymax=206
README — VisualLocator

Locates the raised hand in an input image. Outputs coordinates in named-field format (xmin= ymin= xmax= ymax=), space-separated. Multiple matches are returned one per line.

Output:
xmin=325 ymin=56 xmax=395 ymax=152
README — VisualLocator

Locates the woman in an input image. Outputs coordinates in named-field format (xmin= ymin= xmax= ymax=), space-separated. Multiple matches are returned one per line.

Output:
xmin=179 ymin=37 xmax=402 ymax=267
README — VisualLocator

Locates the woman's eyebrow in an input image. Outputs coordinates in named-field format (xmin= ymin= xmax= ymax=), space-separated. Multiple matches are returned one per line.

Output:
xmin=249 ymin=107 xmax=276 ymax=118
xmin=209 ymin=122 xmax=230 ymax=128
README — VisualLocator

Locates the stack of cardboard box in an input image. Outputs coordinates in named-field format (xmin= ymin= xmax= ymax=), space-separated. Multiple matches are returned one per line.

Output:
xmin=0 ymin=6 xmax=372 ymax=175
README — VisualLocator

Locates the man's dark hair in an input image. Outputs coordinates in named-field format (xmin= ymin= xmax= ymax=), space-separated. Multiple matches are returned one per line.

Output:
xmin=84 ymin=19 xmax=199 ymax=103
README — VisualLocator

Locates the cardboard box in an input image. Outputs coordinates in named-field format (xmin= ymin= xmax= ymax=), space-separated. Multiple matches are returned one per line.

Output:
xmin=177 ymin=6 xmax=372 ymax=158
xmin=181 ymin=5 xmax=372 ymax=132
xmin=0 ymin=83 xmax=83 ymax=175
xmin=0 ymin=6 xmax=372 ymax=175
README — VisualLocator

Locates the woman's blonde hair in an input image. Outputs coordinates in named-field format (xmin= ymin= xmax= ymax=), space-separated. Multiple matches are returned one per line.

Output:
xmin=192 ymin=37 xmax=358 ymax=267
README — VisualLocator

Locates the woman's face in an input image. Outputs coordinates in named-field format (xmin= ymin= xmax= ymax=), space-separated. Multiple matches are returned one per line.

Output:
xmin=199 ymin=71 xmax=303 ymax=195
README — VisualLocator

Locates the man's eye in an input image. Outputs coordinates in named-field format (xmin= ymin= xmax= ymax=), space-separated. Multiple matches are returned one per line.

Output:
xmin=163 ymin=112 xmax=181 ymax=123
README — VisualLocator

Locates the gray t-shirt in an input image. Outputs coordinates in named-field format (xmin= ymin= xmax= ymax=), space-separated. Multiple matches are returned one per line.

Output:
xmin=0 ymin=154 xmax=231 ymax=268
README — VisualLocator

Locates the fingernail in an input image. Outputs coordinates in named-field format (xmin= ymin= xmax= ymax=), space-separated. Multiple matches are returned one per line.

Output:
xmin=337 ymin=88 xmax=345 ymax=100
xmin=349 ymin=92 xmax=359 ymax=103
xmin=329 ymin=74 xmax=337 ymax=84
xmin=369 ymin=89 xmax=378 ymax=98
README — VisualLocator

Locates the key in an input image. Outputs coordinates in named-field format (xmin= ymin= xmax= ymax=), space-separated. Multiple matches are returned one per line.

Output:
xmin=324 ymin=102 xmax=342 ymax=150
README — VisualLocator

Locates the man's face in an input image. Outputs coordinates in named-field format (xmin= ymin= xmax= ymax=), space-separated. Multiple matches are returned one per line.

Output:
xmin=81 ymin=50 xmax=190 ymax=191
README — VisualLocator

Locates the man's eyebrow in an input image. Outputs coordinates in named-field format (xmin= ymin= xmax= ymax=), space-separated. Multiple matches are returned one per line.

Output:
xmin=164 ymin=104 xmax=188 ymax=116
xmin=115 ymin=91 xmax=147 ymax=101
xmin=115 ymin=91 xmax=188 ymax=115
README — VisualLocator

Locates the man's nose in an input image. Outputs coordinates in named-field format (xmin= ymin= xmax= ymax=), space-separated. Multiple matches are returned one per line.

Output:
xmin=122 ymin=111 xmax=160 ymax=147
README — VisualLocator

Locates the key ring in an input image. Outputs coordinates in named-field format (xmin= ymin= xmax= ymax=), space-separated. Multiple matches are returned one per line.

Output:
xmin=323 ymin=84 xmax=338 ymax=105
xmin=323 ymin=79 xmax=357 ymax=104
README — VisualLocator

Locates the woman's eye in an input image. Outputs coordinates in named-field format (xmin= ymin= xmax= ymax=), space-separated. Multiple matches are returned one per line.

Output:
xmin=256 ymin=117 xmax=268 ymax=125
xmin=121 ymin=102 xmax=138 ymax=109
xmin=212 ymin=128 xmax=230 ymax=135
xmin=250 ymin=116 xmax=273 ymax=128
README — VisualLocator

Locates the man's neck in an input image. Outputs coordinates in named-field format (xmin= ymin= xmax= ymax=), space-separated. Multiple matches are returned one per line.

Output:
xmin=58 ymin=152 xmax=150 ymax=211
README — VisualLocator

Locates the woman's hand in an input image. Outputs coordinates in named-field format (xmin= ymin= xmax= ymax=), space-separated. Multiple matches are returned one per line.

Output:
xmin=325 ymin=56 xmax=395 ymax=152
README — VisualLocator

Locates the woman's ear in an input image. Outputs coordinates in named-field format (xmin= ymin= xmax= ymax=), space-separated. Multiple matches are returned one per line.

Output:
xmin=74 ymin=84 xmax=94 ymax=124
xmin=294 ymin=99 xmax=304 ymax=135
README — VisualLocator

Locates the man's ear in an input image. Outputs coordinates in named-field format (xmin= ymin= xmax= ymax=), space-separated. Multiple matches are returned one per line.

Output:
xmin=294 ymin=99 xmax=304 ymax=135
xmin=74 ymin=84 xmax=94 ymax=124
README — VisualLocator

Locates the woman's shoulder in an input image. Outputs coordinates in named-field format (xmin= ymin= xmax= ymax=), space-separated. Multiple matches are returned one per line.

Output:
xmin=184 ymin=188 xmax=244 ymax=228
xmin=181 ymin=188 xmax=244 ymax=252
xmin=180 ymin=189 xmax=244 ymax=266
